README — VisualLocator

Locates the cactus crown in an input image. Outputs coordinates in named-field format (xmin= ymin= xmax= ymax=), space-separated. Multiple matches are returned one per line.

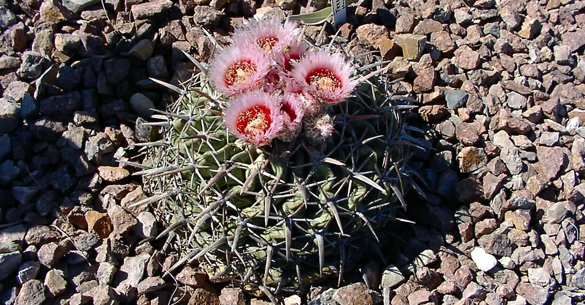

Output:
xmin=142 ymin=18 xmax=417 ymax=294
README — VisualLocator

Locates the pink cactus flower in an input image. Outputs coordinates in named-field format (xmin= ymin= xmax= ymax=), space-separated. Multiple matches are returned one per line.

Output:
xmin=232 ymin=18 xmax=300 ymax=56
xmin=278 ymin=93 xmax=306 ymax=141
xmin=223 ymin=90 xmax=284 ymax=146
xmin=292 ymin=51 xmax=356 ymax=103
xmin=208 ymin=44 xmax=270 ymax=96
xmin=278 ymin=40 xmax=308 ymax=72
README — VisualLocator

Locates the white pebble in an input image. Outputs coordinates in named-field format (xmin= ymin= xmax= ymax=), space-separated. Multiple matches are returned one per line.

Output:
xmin=471 ymin=247 xmax=498 ymax=272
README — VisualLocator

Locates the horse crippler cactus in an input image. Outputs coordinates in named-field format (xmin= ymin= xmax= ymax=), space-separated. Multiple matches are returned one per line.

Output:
xmin=140 ymin=18 xmax=417 ymax=294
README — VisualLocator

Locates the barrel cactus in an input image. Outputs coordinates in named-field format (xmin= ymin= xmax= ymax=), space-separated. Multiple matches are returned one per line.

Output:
xmin=141 ymin=18 xmax=416 ymax=294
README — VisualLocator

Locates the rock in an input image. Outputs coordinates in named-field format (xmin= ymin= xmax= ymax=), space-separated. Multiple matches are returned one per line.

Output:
xmin=38 ymin=242 xmax=67 ymax=266
xmin=188 ymin=288 xmax=220 ymax=305
xmin=3 ymin=81 xmax=33 ymax=103
xmin=192 ymin=6 xmax=224 ymax=27
xmin=431 ymin=31 xmax=455 ymax=53
xmin=407 ymin=289 xmax=433 ymax=305
xmin=536 ymin=146 xmax=567 ymax=180
xmin=129 ymin=93 xmax=155 ymax=119
xmin=129 ymin=39 xmax=154 ymax=60
xmin=483 ymin=173 xmax=505 ymax=200
xmin=0 ymin=251 xmax=22 ymax=281
xmin=332 ymin=282 xmax=373 ymax=305
xmin=97 ymin=262 xmax=117 ymax=285
xmin=134 ymin=211 xmax=157 ymax=238
xmin=39 ymin=91 xmax=82 ymax=115
xmin=395 ymin=34 xmax=426 ymax=60
xmin=137 ymin=276 xmax=166 ymax=295
xmin=454 ymin=45 xmax=480 ymax=70
xmin=16 ymin=279 xmax=45 ymax=305
xmin=413 ymin=67 xmax=437 ymax=93
xmin=516 ymin=282 xmax=550 ymax=305
xmin=528 ymin=268 xmax=555 ymax=289
xmin=572 ymin=268 xmax=585 ymax=289
xmin=561 ymin=29 xmax=585 ymax=52
xmin=446 ymin=90 xmax=468 ymax=110
xmin=507 ymin=92 xmax=527 ymax=110
xmin=518 ymin=18 xmax=541 ymax=39
xmin=471 ymin=247 xmax=497 ymax=272
xmin=458 ymin=147 xmax=487 ymax=173
xmin=414 ymin=249 xmax=438 ymax=268
xmin=54 ymin=33 xmax=81 ymax=55
xmin=44 ymin=269 xmax=67 ymax=297
xmin=131 ymin=0 xmax=174 ymax=19
xmin=147 ymin=55 xmax=169 ymax=78
xmin=85 ymin=211 xmax=112 ymax=238
xmin=107 ymin=204 xmax=137 ymax=236
xmin=177 ymin=266 xmax=207 ymax=287
xmin=17 ymin=51 xmax=49 ymax=80
xmin=380 ymin=265 xmax=405 ymax=288
xmin=395 ymin=10 xmax=415 ymax=33
xmin=0 ymin=98 xmax=19 ymax=133
xmin=418 ymin=105 xmax=449 ymax=122
xmin=0 ymin=7 xmax=17 ymax=30
xmin=545 ymin=201 xmax=573 ymax=224
xmin=505 ymin=210 xmax=531 ymax=231
xmin=219 ymin=287 xmax=246 ymax=305
xmin=98 ymin=166 xmax=130 ymax=182
xmin=103 ymin=58 xmax=131 ymax=84
xmin=478 ymin=228 xmax=513 ymax=257
xmin=62 ymin=0 xmax=100 ymax=13
xmin=30 ymin=117 xmax=67 ymax=142
xmin=16 ymin=261 xmax=40 ymax=284
xmin=0 ymin=160 xmax=21 ymax=185
xmin=116 ymin=253 xmax=150 ymax=288
xmin=455 ymin=177 xmax=483 ymax=202
xmin=462 ymin=281 xmax=487 ymax=300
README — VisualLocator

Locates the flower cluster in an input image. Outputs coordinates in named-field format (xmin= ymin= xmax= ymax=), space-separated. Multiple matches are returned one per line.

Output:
xmin=209 ymin=18 xmax=357 ymax=146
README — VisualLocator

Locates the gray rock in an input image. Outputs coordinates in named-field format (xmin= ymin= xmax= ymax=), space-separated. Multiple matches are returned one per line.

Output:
xmin=97 ymin=262 xmax=117 ymax=285
xmin=192 ymin=5 xmax=225 ymax=27
xmin=516 ymin=282 xmax=549 ymax=305
xmin=380 ymin=265 xmax=405 ymax=288
xmin=0 ymin=135 xmax=10 ymax=160
xmin=39 ymin=91 xmax=82 ymax=116
xmin=478 ymin=228 xmax=513 ymax=257
xmin=16 ymin=261 xmax=41 ymax=284
xmin=446 ymin=90 xmax=468 ymax=109
xmin=134 ymin=211 xmax=157 ymax=238
xmin=574 ymin=59 xmax=585 ymax=82
xmin=546 ymin=201 xmax=573 ymax=224
xmin=62 ymin=0 xmax=100 ymax=13
xmin=0 ymin=224 xmax=28 ymax=244
xmin=17 ymin=51 xmax=49 ymax=80
xmin=147 ymin=55 xmax=169 ymax=78
xmin=49 ymin=165 xmax=76 ymax=193
xmin=0 ymin=98 xmax=20 ymax=133
xmin=54 ymin=33 xmax=82 ymax=55
xmin=137 ymin=276 xmax=166 ymax=295
xmin=115 ymin=253 xmax=150 ymax=288
xmin=129 ymin=39 xmax=154 ymax=61
xmin=56 ymin=66 xmax=82 ymax=91
xmin=38 ymin=242 xmax=67 ymax=266
xmin=507 ymin=92 xmax=527 ymax=110
xmin=30 ymin=117 xmax=66 ymax=142
xmin=539 ymin=132 xmax=559 ymax=147
xmin=131 ymin=0 xmax=174 ymax=19
xmin=551 ymin=293 xmax=573 ymax=305
xmin=0 ymin=160 xmax=21 ymax=185
xmin=12 ymin=187 xmax=40 ymax=205
xmin=528 ymin=267 xmax=555 ymax=290
xmin=16 ymin=279 xmax=45 ymax=305
xmin=0 ymin=6 xmax=17 ymax=30
xmin=129 ymin=93 xmax=155 ymax=118
xmin=45 ymin=269 xmax=67 ymax=297
xmin=104 ymin=58 xmax=131 ymax=84
xmin=0 ymin=242 xmax=20 ymax=253
xmin=0 ymin=55 xmax=21 ymax=69
xmin=3 ymin=81 xmax=33 ymax=103
xmin=20 ymin=94 xmax=39 ymax=119
xmin=462 ymin=281 xmax=487 ymax=300
xmin=500 ymin=146 xmax=523 ymax=175
xmin=571 ymin=266 xmax=585 ymax=289
xmin=73 ymin=232 xmax=100 ymax=252
xmin=0 ymin=251 xmax=22 ymax=281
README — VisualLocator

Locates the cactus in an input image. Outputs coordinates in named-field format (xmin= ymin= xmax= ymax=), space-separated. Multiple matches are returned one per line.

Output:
xmin=140 ymin=19 xmax=417 ymax=294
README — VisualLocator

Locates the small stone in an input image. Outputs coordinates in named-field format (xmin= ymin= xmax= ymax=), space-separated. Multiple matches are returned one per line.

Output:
xmin=16 ymin=279 xmax=45 ymax=305
xmin=516 ymin=282 xmax=550 ymax=305
xmin=24 ymin=225 xmax=59 ymax=245
xmin=332 ymin=282 xmax=373 ymax=305
xmin=0 ymin=160 xmax=21 ymax=185
xmin=131 ymin=0 xmax=174 ymax=19
xmin=528 ymin=268 xmax=554 ymax=289
xmin=44 ymin=269 xmax=67 ymax=297
xmin=38 ymin=242 xmax=66 ymax=266
xmin=98 ymin=166 xmax=130 ymax=182
xmin=518 ymin=18 xmax=541 ymax=39
xmin=380 ymin=264 xmax=405 ymax=288
xmin=539 ymin=132 xmax=559 ymax=147
xmin=499 ymin=6 xmax=521 ymax=28
xmin=471 ymin=247 xmax=498 ymax=272
xmin=129 ymin=93 xmax=155 ymax=118
xmin=177 ymin=266 xmax=207 ymax=287
xmin=17 ymin=261 xmax=41 ymax=284
xmin=134 ymin=211 xmax=157 ymax=238
xmin=478 ymin=228 xmax=513 ymax=257
xmin=108 ymin=204 xmax=137 ymax=236
xmin=431 ymin=31 xmax=455 ymax=53
xmin=147 ymin=55 xmax=169 ymax=78
xmin=137 ymin=276 xmax=166 ymax=295
xmin=0 ymin=251 xmax=22 ymax=281
xmin=129 ymin=39 xmax=154 ymax=60
xmin=103 ymin=58 xmax=131 ymax=84
xmin=446 ymin=90 xmax=469 ymax=110
xmin=505 ymin=210 xmax=531 ymax=231
xmin=413 ymin=68 xmax=437 ymax=93
xmin=0 ymin=99 xmax=19 ymax=133
xmin=395 ymin=10 xmax=415 ymax=33
xmin=3 ymin=81 xmax=33 ymax=103
xmin=414 ymin=249 xmax=438 ymax=267
xmin=116 ymin=253 xmax=150 ymax=288
xmin=418 ymin=105 xmax=449 ymax=122
xmin=395 ymin=34 xmax=426 ymax=60
xmin=17 ymin=51 xmax=49 ymax=80
xmin=0 ymin=7 xmax=17 ymax=30
xmin=40 ymin=91 xmax=82 ymax=116
xmin=61 ymin=0 xmax=100 ymax=13
xmin=572 ymin=268 xmax=585 ymax=289
xmin=188 ymin=288 xmax=220 ymax=305
xmin=454 ymin=45 xmax=480 ymax=70
xmin=507 ymin=92 xmax=527 ymax=110
xmin=536 ymin=146 xmax=567 ymax=181
xmin=483 ymin=173 xmax=506 ymax=200
xmin=192 ymin=6 xmax=224 ymax=27
xmin=462 ymin=281 xmax=487 ymax=300
xmin=219 ymin=287 xmax=245 ymax=305
xmin=458 ymin=147 xmax=487 ymax=173
xmin=54 ymin=33 xmax=81 ymax=55
xmin=407 ymin=289 xmax=433 ymax=305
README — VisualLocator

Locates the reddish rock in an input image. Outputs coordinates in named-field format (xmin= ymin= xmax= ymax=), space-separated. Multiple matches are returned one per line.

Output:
xmin=332 ymin=282 xmax=373 ymax=305
xmin=219 ymin=288 xmax=246 ymax=305
xmin=455 ymin=122 xmax=481 ymax=146
xmin=131 ymin=0 xmax=174 ymax=19
xmin=454 ymin=45 xmax=480 ymax=70
xmin=413 ymin=67 xmax=437 ymax=93
xmin=418 ymin=105 xmax=448 ymax=123
xmin=536 ymin=146 xmax=567 ymax=181
xmin=98 ymin=166 xmax=130 ymax=182
xmin=483 ymin=172 xmax=506 ymax=200
xmin=458 ymin=147 xmax=487 ymax=173
xmin=177 ymin=266 xmax=208 ymax=287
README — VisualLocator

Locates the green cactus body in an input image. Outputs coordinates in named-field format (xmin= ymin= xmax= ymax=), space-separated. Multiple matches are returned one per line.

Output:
xmin=143 ymin=67 xmax=412 ymax=293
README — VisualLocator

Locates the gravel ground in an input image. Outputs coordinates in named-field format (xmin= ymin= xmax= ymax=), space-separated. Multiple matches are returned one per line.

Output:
xmin=0 ymin=0 xmax=585 ymax=304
